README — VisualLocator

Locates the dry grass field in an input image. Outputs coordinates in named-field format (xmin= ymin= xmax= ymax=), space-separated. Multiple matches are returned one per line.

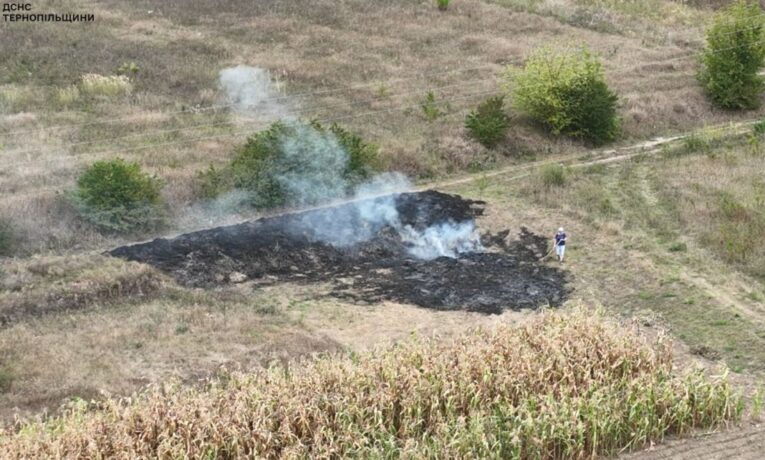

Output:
xmin=2 ymin=0 xmax=765 ymax=457
xmin=1 ymin=0 xmax=762 ymax=255
xmin=450 ymin=131 xmax=765 ymax=375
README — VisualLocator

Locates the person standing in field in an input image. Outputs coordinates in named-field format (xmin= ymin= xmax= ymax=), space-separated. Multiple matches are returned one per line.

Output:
xmin=554 ymin=227 xmax=567 ymax=263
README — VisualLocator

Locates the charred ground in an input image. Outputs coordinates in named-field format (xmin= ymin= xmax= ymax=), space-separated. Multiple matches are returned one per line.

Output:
xmin=110 ymin=191 xmax=568 ymax=313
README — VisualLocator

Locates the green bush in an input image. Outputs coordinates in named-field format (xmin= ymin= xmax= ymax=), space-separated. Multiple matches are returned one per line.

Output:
xmin=753 ymin=119 xmax=765 ymax=136
xmin=540 ymin=163 xmax=567 ymax=187
xmin=116 ymin=61 xmax=140 ymax=76
xmin=465 ymin=95 xmax=510 ymax=148
xmin=194 ymin=164 xmax=231 ymax=200
xmin=327 ymin=122 xmax=380 ymax=179
xmin=420 ymin=91 xmax=444 ymax=121
xmin=436 ymin=0 xmax=450 ymax=11
xmin=70 ymin=159 xmax=165 ymax=233
xmin=504 ymin=46 xmax=619 ymax=145
xmin=698 ymin=1 xmax=765 ymax=110
xmin=668 ymin=242 xmax=688 ymax=252
xmin=203 ymin=121 xmax=379 ymax=209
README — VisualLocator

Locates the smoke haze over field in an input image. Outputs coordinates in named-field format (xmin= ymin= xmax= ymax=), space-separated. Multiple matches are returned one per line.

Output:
xmin=209 ymin=65 xmax=482 ymax=260
xmin=219 ymin=65 xmax=288 ymax=119
xmin=297 ymin=172 xmax=483 ymax=260
xmin=276 ymin=123 xmax=349 ymax=206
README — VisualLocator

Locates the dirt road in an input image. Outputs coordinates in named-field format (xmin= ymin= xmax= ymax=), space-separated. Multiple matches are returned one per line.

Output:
xmin=622 ymin=424 xmax=765 ymax=459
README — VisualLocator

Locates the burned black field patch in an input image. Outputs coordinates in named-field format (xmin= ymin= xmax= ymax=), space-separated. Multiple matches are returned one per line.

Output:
xmin=110 ymin=191 xmax=567 ymax=313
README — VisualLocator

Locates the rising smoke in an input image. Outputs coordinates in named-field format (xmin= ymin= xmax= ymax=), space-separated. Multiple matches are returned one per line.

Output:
xmin=176 ymin=66 xmax=291 ymax=228
xmin=275 ymin=123 xmax=349 ymax=206
xmin=401 ymin=221 xmax=482 ymax=260
xmin=219 ymin=65 xmax=288 ymax=120
xmin=297 ymin=172 xmax=483 ymax=260
xmin=202 ymin=65 xmax=483 ymax=260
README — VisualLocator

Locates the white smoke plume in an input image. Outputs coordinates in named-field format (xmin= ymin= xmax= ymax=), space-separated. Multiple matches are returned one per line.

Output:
xmin=400 ymin=220 xmax=482 ymax=260
xmin=176 ymin=66 xmax=289 ymax=230
xmin=295 ymin=172 xmax=407 ymax=247
xmin=206 ymin=65 xmax=482 ymax=260
xmin=276 ymin=123 xmax=349 ymax=206
xmin=175 ymin=190 xmax=254 ymax=230
xmin=219 ymin=65 xmax=288 ymax=119
xmin=298 ymin=171 xmax=483 ymax=259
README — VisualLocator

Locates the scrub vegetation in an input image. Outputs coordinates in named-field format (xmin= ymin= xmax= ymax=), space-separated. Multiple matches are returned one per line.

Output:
xmin=464 ymin=95 xmax=510 ymax=148
xmin=504 ymin=46 xmax=620 ymax=145
xmin=698 ymin=1 xmax=765 ymax=109
xmin=1 ymin=0 xmax=762 ymax=255
xmin=197 ymin=121 xmax=379 ymax=208
xmin=69 ymin=159 xmax=165 ymax=233
xmin=2 ymin=1 xmax=765 ymax=458
xmin=0 ymin=309 xmax=741 ymax=459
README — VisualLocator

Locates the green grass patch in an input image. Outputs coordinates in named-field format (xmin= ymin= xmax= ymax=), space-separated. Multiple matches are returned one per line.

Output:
xmin=668 ymin=242 xmax=687 ymax=252
xmin=539 ymin=163 xmax=567 ymax=188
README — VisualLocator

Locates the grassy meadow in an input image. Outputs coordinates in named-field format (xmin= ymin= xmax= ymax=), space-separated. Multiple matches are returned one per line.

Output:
xmin=1 ymin=1 xmax=765 ymax=457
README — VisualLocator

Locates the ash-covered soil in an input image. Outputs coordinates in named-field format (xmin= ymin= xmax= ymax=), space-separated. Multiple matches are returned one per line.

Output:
xmin=110 ymin=191 xmax=568 ymax=313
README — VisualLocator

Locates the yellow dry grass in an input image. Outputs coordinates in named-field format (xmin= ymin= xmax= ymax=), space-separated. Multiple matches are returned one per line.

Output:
xmin=0 ymin=307 xmax=741 ymax=459
xmin=1 ymin=0 xmax=757 ymax=255
xmin=0 ymin=254 xmax=166 ymax=322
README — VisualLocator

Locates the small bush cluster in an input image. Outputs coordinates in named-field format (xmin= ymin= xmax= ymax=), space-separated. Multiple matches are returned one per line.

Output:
xmin=683 ymin=131 xmax=713 ymax=154
xmin=663 ymin=127 xmax=725 ymax=158
xmin=79 ymin=73 xmax=132 ymax=98
xmin=0 ymin=86 xmax=36 ymax=113
xmin=420 ymin=91 xmax=444 ymax=121
xmin=116 ymin=61 xmax=140 ymax=76
xmin=505 ymin=46 xmax=619 ymax=145
xmin=464 ymin=95 xmax=510 ymax=148
xmin=0 ymin=308 xmax=740 ymax=458
xmin=436 ymin=0 xmax=450 ymax=11
xmin=194 ymin=164 xmax=229 ymax=200
xmin=668 ymin=242 xmax=688 ymax=253
xmin=69 ymin=159 xmax=165 ymax=233
xmin=56 ymin=85 xmax=80 ymax=107
xmin=198 ymin=120 xmax=379 ymax=208
xmin=749 ymin=120 xmax=765 ymax=154
xmin=753 ymin=119 xmax=765 ymax=136
xmin=540 ymin=163 xmax=567 ymax=187
xmin=698 ymin=1 xmax=765 ymax=110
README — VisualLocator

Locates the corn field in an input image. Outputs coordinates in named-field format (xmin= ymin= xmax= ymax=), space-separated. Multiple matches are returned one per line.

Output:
xmin=0 ymin=308 xmax=741 ymax=459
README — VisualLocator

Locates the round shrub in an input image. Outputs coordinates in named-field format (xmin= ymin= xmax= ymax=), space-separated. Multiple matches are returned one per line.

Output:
xmin=70 ymin=159 xmax=165 ymax=233
xmin=464 ymin=95 xmax=510 ymax=148
xmin=202 ymin=120 xmax=379 ymax=209
xmin=194 ymin=164 xmax=231 ymax=200
xmin=504 ymin=46 xmax=619 ymax=145
xmin=698 ymin=1 xmax=765 ymax=110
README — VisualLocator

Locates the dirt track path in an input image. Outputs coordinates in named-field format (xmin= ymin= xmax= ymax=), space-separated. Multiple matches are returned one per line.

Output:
xmin=677 ymin=269 xmax=765 ymax=328
xmin=621 ymin=424 xmax=765 ymax=460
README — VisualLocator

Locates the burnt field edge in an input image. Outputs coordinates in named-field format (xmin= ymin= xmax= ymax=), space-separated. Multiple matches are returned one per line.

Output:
xmin=109 ymin=191 xmax=569 ymax=314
